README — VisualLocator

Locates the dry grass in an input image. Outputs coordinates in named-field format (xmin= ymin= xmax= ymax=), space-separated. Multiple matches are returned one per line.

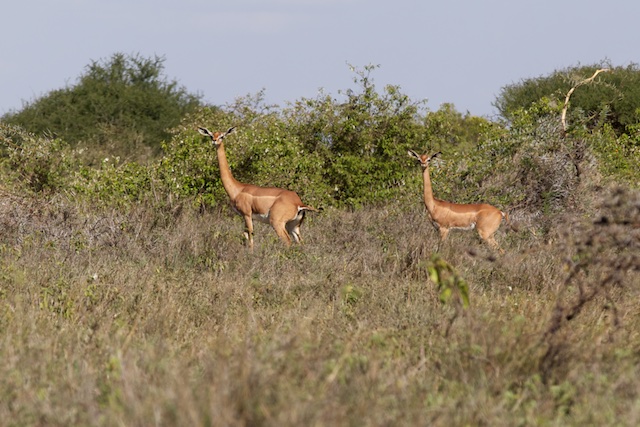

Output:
xmin=0 ymin=185 xmax=638 ymax=426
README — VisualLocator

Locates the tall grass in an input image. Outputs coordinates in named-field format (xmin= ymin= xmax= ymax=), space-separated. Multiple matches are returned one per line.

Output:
xmin=0 ymin=181 xmax=638 ymax=426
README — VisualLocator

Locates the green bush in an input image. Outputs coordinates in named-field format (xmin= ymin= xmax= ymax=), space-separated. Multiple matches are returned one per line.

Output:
xmin=156 ymin=106 xmax=238 ymax=208
xmin=287 ymin=65 xmax=428 ymax=206
xmin=158 ymin=67 xmax=432 ymax=209
xmin=494 ymin=61 xmax=640 ymax=136
xmin=73 ymin=159 xmax=154 ymax=207
xmin=2 ymin=53 xmax=203 ymax=163
xmin=589 ymin=122 xmax=640 ymax=187
xmin=7 ymin=60 xmax=633 ymax=218
xmin=423 ymin=99 xmax=586 ymax=228
xmin=0 ymin=123 xmax=74 ymax=193
xmin=1 ymin=62 xmax=501 ymax=210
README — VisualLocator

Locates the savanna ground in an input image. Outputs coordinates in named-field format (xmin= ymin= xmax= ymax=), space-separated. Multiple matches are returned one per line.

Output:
xmin=1 ymin=58 xmax=640 ymax=426
xmin=0 ymin=176 xmax=638 ymax=426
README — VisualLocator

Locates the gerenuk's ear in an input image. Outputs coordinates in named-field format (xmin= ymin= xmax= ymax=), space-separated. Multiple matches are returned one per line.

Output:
xmin=224 ymin=126 xmax=236 ymax=136
xmin=408 ymin=150 xmax=420 ymax=160
xmin=198 ymin=127 xmax=214 ymax=138
xmin=429 ymin=152 xmax=442 ymax=161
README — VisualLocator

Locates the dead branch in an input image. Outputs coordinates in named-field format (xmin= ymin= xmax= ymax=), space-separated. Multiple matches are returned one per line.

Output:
xmin=561 ymin=68 xmax=610 ymax=133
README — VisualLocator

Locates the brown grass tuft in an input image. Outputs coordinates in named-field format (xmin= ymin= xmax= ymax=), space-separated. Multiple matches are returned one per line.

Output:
xmin=0 ymin=185 xmax=639 ymax=426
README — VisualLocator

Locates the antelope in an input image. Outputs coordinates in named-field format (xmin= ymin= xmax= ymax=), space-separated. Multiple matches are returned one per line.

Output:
xmin=198 ymin=127 xmax=319 ymax=249
xmin=408 ymin=150 xmax=508 ymax=252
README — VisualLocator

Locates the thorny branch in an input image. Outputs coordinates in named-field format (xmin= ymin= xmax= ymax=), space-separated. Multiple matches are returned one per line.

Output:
xmin=540 ymin=186 xmax=640 ymax=379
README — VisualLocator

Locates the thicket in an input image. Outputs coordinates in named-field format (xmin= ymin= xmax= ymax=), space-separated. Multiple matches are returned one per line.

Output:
xmin=495 ymin=61 xmax=640 ymax=135
xmin=4 ymin=58 xmax=639 ymax=211
xmin=2 ymin=64 xmax=638 ymax=217
xmin=0 ymin=65 xmax=495 ymax=210
xmin=494 ymin=63 xmax=640 ymax=190
xmin=2 ymin=53 xmax=203 ymax=164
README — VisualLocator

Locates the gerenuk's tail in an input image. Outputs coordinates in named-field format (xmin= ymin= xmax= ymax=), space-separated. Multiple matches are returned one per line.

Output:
xmin=501 ymin=211 xmax=519 ymax=232
xmin=299 ymin=205 xmax=323 ymax=213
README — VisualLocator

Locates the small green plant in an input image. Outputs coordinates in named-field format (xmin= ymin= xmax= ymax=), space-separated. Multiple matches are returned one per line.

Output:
xmin=427 ymin=254 xmax=470 ymax=309
xmin=340 ymin=283 xmax=362 ymax=320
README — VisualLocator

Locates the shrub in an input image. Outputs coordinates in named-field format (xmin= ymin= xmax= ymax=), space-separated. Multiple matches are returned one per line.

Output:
xmin=494 ymin=61 xmax=640 ymax=136
xmin=589 ymin=122 xmax=640 ymax=187
xmin=73 ymin=158 xmax=154 ymax=207
xmin=418 ymin=98 xmax=593 ymax=239
xmin=160 ymin=68 xmax=431 ymax=209
xmin=2 ymin=53 xmax=203 ymax=163
xmin=280 ymin=65 xmax=434 ymax=207
xmin=0 ymin=123 xmax=74 ymax=193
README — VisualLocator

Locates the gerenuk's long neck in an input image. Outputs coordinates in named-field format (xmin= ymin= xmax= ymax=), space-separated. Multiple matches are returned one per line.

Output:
xmin=422 ymin=166 xmax=437 ymax=213
xmin=216 ymin=142 xmax=243 ymax=200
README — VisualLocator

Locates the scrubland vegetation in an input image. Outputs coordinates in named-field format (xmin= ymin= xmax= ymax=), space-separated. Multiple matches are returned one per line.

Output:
xmin=0 ymin=54 xmax=639 ymax=426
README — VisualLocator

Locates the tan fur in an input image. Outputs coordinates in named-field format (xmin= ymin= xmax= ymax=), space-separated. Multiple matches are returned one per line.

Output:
xmin=408 ymin=150 xmax=507 ymax=252
xmin=199 ymin=127 xmax=318 ymax=249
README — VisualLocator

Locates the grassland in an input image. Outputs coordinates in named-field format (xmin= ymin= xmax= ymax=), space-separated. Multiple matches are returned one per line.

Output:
xmin=0 ymin=177 xmax=638 ymax=426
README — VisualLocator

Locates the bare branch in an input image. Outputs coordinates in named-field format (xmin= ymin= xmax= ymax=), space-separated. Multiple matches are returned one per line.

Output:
xmin=561 ymin=68 xmax=610 ymax=133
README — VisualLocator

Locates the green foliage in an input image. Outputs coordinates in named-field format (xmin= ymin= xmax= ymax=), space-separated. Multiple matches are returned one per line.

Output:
xmin=428 ymin=98 xmax=585 ymax=224
xmin=284 ymin=64 xmax=429 ymax=207
xmin=340 ymin=283 xmax=363 ymax=319
xmin=427 ymin=254 xmax=469 ymax=308
xmin=5 ymin=60 xmax=635 ymax=218
xmin=423 ymin=103 xmax=496 ymax=153
xmin=0 ymin=123 xmax=74 ymax=193
xmin=494 ymin=61 xmax=640 ymax=135
xmin=235 ymin=118 xmax=332 ymax=208
xmin=1 ymin=63 xmax=497 ymax=210
xmin=160 ymin=67 xmax=436 ymax=209
xmin=590 ymin=122 xmax=640 ymax=187
xmin=2 ymin=53 xmax=202 ymax=163
xmin=73 ymin=159 xmax=154 ymax=207
xmin=157 ymin=106 xmax=244 ymax=208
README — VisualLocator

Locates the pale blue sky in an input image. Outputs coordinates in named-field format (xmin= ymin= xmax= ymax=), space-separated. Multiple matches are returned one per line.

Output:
xmin=2 ymin=0 xmax=638 ymax=118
